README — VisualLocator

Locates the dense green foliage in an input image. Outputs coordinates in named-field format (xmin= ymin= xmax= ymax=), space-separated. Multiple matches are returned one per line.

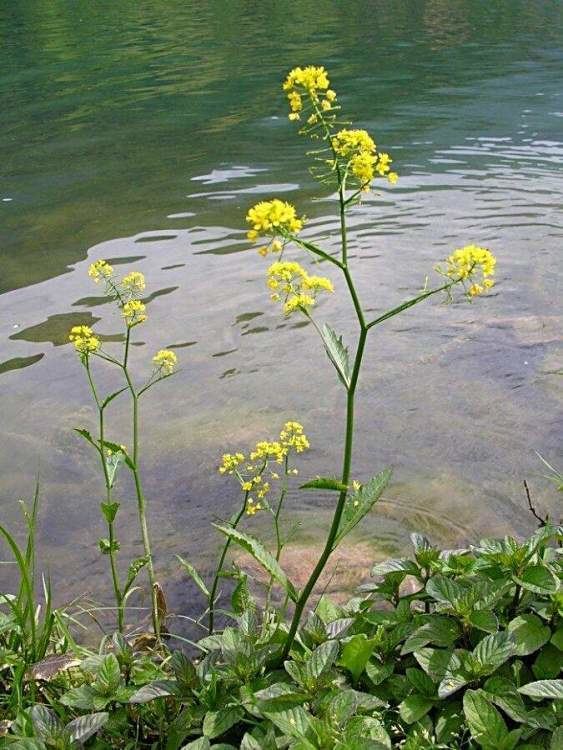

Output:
xmin=1 ymin=523 xmax=561 ymax=749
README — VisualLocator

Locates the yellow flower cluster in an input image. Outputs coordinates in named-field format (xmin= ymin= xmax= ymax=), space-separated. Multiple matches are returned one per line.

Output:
xmin=218 ymin=422 xmax=310 ymax=515
xmin=152 ymin=349 xmax=177 ymax=374
xmin=282 ymin=66 xmax=336 ymax=121
xmin=122 ymin=271 xmax=146 ymax=294
xmin=69 ymin=325 xmax=101 ymax=355
xmin=122 ymin=300 xmax=147 ymax=326
xmin=332 ymin=129 xmax=376 ymax=158
xmin=445 ymin=245 xmax=496 ymax=297
xmin=218 ymin=453 xmax=245 ymax=475
xmin=246 ymin=199 xmax=304 ymax=241
xmin=88 ymin=259 xmax=114 ymax=282
xmin=266 ymin=261 xmax=334 ymax=315
xmin=279 ymin=421 xmax=310 ymax=453
xmin=330 ymin=128 xmax=397 ymax=189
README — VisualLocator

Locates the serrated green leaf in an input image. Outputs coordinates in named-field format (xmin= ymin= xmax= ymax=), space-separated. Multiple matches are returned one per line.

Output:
xmin=305 ymin=639 xmax=339 ymax=679
xmin=532 ymin=643 xmax=563 ymax=679
xmin=262 ymin=705 xmax=312 ymax=739
xmin=30 ymin=705 xmax=60 ymax=739
xmin=334 ymin=468 xmax=392 ymax=546
xmin=213 ymin=523 xmax=298 ymax=602
xmin=426 ymin=576 xmax=467 ymax=607
xmin=406 ymin=668 xmax=436 ymax=697
xmin=483 ymin=676 xmax=528 ymax=723
xmin=518 ymin=679 xmax=563 ymax=699
xmin=202 ymin=707 xmax=244 ymax=739
xmin=65 ymin=712 xmax=108 ymax=744
xmin=95 ymin=654 xmax=122 ymax=696
xmin=401 ymin=616 xmax=460 ymax=654
xmin=365 ymin=659 xmax=394 ymax=686
xmin=473 ymin=631 xmax=514 ymax=670
xmin=399 ymin=694 xmax=434 ymax=724
xmin=340 ymin=633 xmax=378 ymax=681
xmin=469 ymin=610 xmax=498 ymax=633
xmin=129 ymin=680 xmax=177 ymax=703
xmin=321 ymin=323 xmax=351 ymax=387
xmin=514 ymin=565 xmax=559 ymax=595
xmin=463 ymin=689 xmax=509 ymax=745
xmin=371 ymin=558 xmax=419 ymax=577
xmin=507 ymin=614 xmax=551 ymax=656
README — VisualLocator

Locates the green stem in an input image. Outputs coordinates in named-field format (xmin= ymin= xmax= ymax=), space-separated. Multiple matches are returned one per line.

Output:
xmin=121 ymin=343 xmax=159 ymax=637
xmin=282 ymin=327 xmax=367 ymax=658
xmin=208 ymin=491 xmax=249 ymax=634
xmin=86 ymin=361 xmax=123 ymax=632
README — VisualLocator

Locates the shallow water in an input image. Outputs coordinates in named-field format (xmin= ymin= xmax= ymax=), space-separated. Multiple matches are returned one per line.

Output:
xmin=1 ymin=1 xmax=562 ymax=618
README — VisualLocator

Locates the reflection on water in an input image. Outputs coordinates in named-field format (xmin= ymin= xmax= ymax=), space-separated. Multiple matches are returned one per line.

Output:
xmin=0 ymin=1 xmax=562 ymax=614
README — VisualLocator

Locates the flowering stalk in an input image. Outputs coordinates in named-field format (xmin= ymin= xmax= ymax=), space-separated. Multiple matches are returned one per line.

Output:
xmin=70 ymin=262 xmax=179 ymax=639
xmin=245 ymin=66 xmax=497 ymax=658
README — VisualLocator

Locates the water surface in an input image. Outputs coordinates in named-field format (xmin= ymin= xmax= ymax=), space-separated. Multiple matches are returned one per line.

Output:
xmin=1 ymin=0 xmax=562 ymax=616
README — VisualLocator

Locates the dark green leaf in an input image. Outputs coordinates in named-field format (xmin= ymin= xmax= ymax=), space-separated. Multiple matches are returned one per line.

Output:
xmin=469 ymin=610 xmax=498 ymax=633
xmin=202 ymin=707 xmax=244 ymax=739
xmin=399 ymin=694 xmax=434 ymax=724
xmin=513 ymin=565 xmax=559 ymax=595
xmin=507 ymin=614 xmax=551 ymax=656
xmin=340 ymin=634 xmax=378 ymax=681
xmin=463 ymin=689 xmax=509 ymax=745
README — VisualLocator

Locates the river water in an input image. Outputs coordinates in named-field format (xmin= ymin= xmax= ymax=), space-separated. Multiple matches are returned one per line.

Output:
xmin=1 ymin=1 xmax=562 ymax=617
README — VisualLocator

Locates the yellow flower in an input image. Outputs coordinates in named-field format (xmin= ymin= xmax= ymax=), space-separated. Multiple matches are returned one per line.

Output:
xmin=280 ymin=421 xmax=310 ymax=453
xmin=152 ymin=349 xmax=177 ymax=374
xmin=332 ymin=129 xmax=376 ymax=158
xmin=284 ymin=294 xmax=315 ymax=315
xmin=283 ymin=66 xmax=336 ymax=124
xmin=445 ymin=245 xmax=496 ymax=285
xmin=246 ymin=199 xmax=304 ymax=239
xmin=122 ymin=271 xmax=146 ymax=294
xmin=242 ymin=481 xmax=253 ymax=491
xmin=267 ymin=261 xmax=333 ymax=316
xmin=122 ymin=300 xmax=147 ymax=326
xmin=246 ymin=501 xmax=262 ymax=516
xmin=330 ymin=129 xmax=397 ymax=190
xmin=250 ymin=440 xmax=287 ymax=463
xmin=219 ymin=453 xmax=245 ymax=475
xmin=88 ymin=259 xmax=113 ymax=282
xmin=69 ymin=325 xmax=101 ymax=355
xmin=283 ymin=66 xmax=330 ymax=96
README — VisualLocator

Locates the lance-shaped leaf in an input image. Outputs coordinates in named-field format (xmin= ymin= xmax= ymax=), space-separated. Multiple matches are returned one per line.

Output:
xmin=321 ymin=323 xmax=351 ymax=388
xmin=213 ymin=523 xmax=298 ymax=602
xmin=334 ymin=468 xmax=392 ymax=546
xmin=177 ymin=555 xmax=210 ymax=597
xmin=300 ymin=477 xmax=348 ymax=492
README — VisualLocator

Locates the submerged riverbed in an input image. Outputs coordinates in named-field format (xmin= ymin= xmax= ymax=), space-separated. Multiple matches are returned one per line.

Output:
xmin=1 ymin=1 xmax=562 ymax=615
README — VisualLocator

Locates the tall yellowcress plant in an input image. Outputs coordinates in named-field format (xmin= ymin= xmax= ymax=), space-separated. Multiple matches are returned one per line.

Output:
xmin=244 ymin=66 xmax=496 ymax=657
xmin=70 ymin=262 xmax=178 ymax=636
